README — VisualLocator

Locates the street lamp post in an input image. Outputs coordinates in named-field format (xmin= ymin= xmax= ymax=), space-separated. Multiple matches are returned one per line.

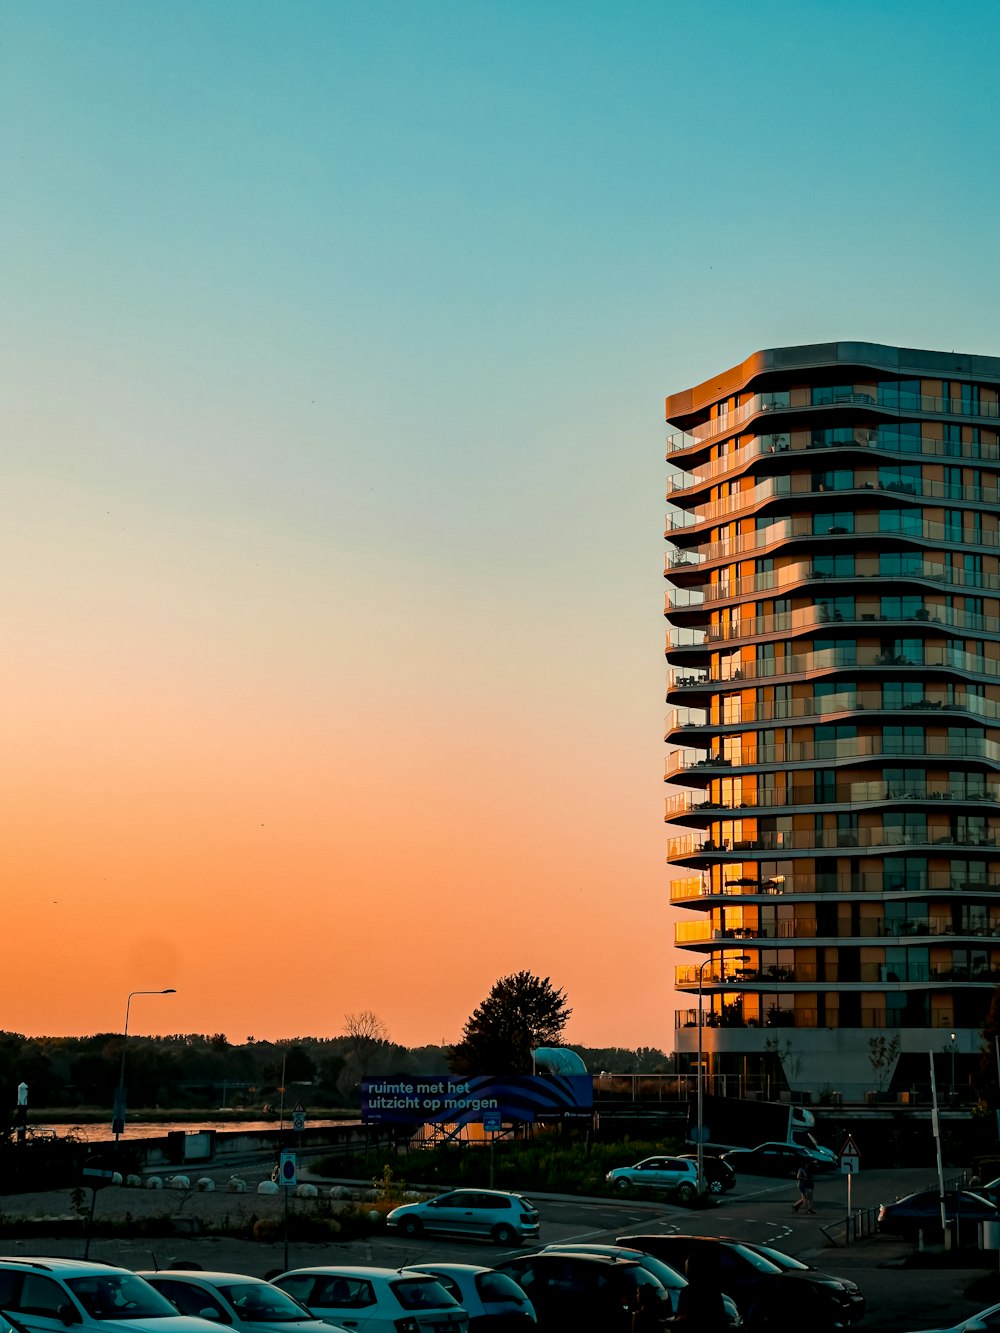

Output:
xmin=695 ymin=953 xmax=749 ymax=1198
xmin=949 ymin=1032 xmax=957 ymax=1100
xmin=114 ymin=989 xmax=176 ymax=1143
xmin=695 ymin=956 xmax=713 ymax=1198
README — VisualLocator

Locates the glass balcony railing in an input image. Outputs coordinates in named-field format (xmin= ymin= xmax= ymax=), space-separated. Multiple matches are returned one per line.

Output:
xmin=673 ymin=917 xmax=996 ymax=946
xmin=667 ymin=824 xmax=1000 ymax=861
xmin=666 ymin=389 xmax=1000 ymax=455
xmin=673 ymin=514 xmax=1000 ymax=571
xmin=663 ymin=780 xmax=1000 ymax=819
xmin=675 ymin=961 xmax=1000 ymax=987
xmin=665 ymin=734 xmax=1000 ymax=782
xmin=674 ymin=1007 xmax=960 ymax=1030
xmin=666 ymin=560 xmax=1000 ymax=606
xmin=665 ymin=427 xmax=1000 ymax=495
xmin=665 ymin=691 xmax=1000 ymax=733
xmin=663 ymin=602 xmax=1000 ymax=651
xmin=670 ymin=871 xmax=1000 ymax=900
xmin=665 ymin=474 xmax=1000 ymax=534
xmin=664 ymin=642 xmax=998 ymax=688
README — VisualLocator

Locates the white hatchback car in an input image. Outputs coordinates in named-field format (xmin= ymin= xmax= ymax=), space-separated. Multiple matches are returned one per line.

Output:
xmin=138 ymin=1272 xmax=349 ymax=1333
xmin=0 ymin=1258 xmax=224 ymax=1333
xmin=404 ymin=1265 xmax=537 ymax=1330
xmin=386 ymin=1190 xmax=540 ymax=1245
xmin=271 ymin=1267 xmax=467 ymax=1333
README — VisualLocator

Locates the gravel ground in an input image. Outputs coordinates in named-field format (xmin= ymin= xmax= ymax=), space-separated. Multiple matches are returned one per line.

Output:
xmin=0 ymin=1169 xmax=382 ymax=1277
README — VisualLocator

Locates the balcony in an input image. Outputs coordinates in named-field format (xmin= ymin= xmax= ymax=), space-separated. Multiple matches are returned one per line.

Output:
xmin=664 ymin=734 xmax=1000 ymax=783
xmin=664 ymin=602 xmax=1000 ymax=652
xmin=669 ymin=871 xmax=1000 ymax=902
xmin=665 ymin=421 xmax=1000 ymax=497
xmin=667 ymin=824 xmax=1000 ymax=862
xmin=665 ymin=690 xmax=1000 ymax=734
xmin=663 ymin=780 xmax=1000 ymax=821
xmin=663 ymin=642 xmax=999 ymax=689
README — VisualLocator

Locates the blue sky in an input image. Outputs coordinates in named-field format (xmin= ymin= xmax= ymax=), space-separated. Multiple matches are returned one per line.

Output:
xmin=3 ymin=0 xmax=1000 ymax=1048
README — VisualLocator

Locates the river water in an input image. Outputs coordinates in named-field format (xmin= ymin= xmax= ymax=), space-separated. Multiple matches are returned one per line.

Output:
xmin=32 ymin=1119 xmax=359 ymax=1143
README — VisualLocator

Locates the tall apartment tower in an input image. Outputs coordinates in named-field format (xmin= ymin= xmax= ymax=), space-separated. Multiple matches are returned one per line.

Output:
xmin=664 ymin=342 xmax=1000 ymax=1099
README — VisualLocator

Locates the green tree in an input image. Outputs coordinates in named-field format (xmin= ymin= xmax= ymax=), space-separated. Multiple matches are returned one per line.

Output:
xmin=448 ymin=972 xmax=572 ymax=1075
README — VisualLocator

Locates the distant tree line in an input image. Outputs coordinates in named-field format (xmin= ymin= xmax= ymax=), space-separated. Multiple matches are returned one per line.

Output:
xmin=0 ymin=977 xmax=674 ymax=1113
xmin=0 ymin=1026 xmax=670 ymax=1113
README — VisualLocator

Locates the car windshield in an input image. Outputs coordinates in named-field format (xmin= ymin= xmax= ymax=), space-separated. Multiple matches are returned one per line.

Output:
xmin=390 ymin=1279 xmax=457 ymax=1311
xmin=516 ymin=1198 xmax=538 ymax=1215
xmin=218 ymin=1284 xmax=318 ymax=1321
xmin=67 ymin=1277 xmax=180 ymax=1320
xmin=624 ymin=1255 xmax=686 ymax=1290
xmin=744 ymin=1244 xmax=811 ymax=1272
xmin=476 ymin=1272 xmax=529 ymax=1302
xmin=721 ymin=1244 xmax=785 ymax=1274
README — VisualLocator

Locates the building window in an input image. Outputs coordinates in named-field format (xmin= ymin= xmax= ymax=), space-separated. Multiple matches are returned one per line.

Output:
xmin=813 ymin=511 xmax=855 ymax=535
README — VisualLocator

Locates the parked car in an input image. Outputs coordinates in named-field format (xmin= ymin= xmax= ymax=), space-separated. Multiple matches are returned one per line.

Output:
xmin=678 ymin=1153 xmax=738 ymax=1194
xmin=386 ymin=1189 xmax=540 ymax=1245
xmin=140 ymin=1271 xmax=349 ymax=1333
xmin=495 ymin=1252 xmax=671 ymax=1333
xmin=604 ymin=1155 xmax=699 ymax=1200
xmin=877 ymin=1189 xmax=999 ymax=1240
xmin=615 ymin=1235 xmax=864 ymax=1328
xmin=405 ymin=1264 xmax=537 ymax=1330
xmin=0 ymin=1258 xmax=236 ymax=1333
xmin=270 ymin=1267 xmax=466 ymax=1333
xmin=538 ymin=1245 xmax=741 ymax=1325
xmin=900 ymin=1302 xmax=1000 ymax=1331
xmin=721 ymin=1142 xmax=836 ymax=1177
xmin=974 ymin=1177 xmax=1000 ymax=1208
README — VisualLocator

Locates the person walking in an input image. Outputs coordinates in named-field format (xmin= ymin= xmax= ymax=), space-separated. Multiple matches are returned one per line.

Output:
xmin=792 ymin=1162 xmax=815 ymax=1214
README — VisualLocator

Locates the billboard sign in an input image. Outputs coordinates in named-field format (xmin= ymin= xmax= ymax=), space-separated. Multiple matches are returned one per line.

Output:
xmin=361 ymin=1074 xmax=593 ymax=1125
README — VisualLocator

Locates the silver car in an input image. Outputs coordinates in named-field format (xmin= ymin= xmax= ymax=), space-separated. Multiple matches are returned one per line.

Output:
xmin=271 ymin=1267 xmax=466 ymax=1333
xmin=387 ymin=1189 xmax=540 ymax=1245
xmin=0 ymin=1260 xmax=234 ymax=1333
xmin=138 ymin=1272 xmax=349 ymax=1333
xmin=605 ymin=1155 xmax=699 ymax=1200
xmin=405 ymin=1264 xmax=537 ymax=1329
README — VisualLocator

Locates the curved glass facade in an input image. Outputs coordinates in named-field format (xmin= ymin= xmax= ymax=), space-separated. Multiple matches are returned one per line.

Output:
xmin=665 ymin=343 xmax=1000 ymax=1097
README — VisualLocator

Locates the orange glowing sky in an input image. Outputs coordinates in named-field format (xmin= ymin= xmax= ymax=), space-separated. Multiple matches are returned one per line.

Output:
xmin=5 ymin=1 xmax=1000 ymax=1052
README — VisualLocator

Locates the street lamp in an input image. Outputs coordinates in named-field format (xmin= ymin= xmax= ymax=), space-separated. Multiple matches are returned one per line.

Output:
xmin=949 ymin=1032 xmax=957 ymax=1100
xmin=114 ymin=988 xmax=176 ymax=1143
xmin=695 ymin=957 xmax=713 ymax=1198
xmin=695 ymin=953 xmax=749 ymax=1197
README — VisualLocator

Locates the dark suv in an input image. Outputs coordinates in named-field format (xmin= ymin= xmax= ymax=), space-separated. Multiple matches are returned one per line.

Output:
xmin=678 ymin=1153 xmax=737 ymax=1194
xmin=615 ymin=1235 xmax=864 ymax=1329
xmin=496 ymin=1252 xmax=670 ymax=1332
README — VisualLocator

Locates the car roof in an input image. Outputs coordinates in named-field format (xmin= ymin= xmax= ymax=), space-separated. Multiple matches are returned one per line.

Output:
xmin=274 ymin=1267 xmax=435 ymax=1279
xmin=405 ymin=1265 xmax=494 ymax=1276
xmin=0 ymin=1259 xmax=131 ymax=1274
xmin=509 ymin=1253 xmax=640 ymax=1268
xmin=439 ymin=1188 xmax=526 ymax=1198
xmin=141 ymin=1273 xmax=274 ymax=1284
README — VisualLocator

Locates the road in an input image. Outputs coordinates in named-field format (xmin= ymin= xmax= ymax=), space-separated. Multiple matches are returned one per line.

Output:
xmin=7 ymin=1165 xmax=988 ymax=1330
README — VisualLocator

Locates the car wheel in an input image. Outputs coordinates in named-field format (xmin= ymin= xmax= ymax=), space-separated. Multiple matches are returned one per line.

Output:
xmin=676 ymin=1183 xmax=696 ymax=1205
xmin=615 ymin=1177 xmax=633 ymax=1192
xmin=492 ymin=1223 xmax=517 ymax=1245
xmin=709 ymin=1177 xmax=724 ymax=1195
xmin=400 ymin=1217 xmax=422 ymax=1238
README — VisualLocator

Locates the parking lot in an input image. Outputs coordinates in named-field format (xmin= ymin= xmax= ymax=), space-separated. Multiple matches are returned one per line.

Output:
xmin=2 ymin=1165 xmax=993 ymax=1330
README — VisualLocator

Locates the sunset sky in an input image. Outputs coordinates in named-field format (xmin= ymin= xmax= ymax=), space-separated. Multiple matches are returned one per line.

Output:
xmin=4 ymin=1 xmax=1000 ymax=1053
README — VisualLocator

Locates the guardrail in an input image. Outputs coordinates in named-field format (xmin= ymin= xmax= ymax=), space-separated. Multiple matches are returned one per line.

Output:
xmin=821 ymin=1172 xmax=967 ymax=1246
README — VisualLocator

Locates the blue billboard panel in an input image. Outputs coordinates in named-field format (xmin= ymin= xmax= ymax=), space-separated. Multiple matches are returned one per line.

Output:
xmin=361 ymin=1074 xmax=593 ymax=1125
